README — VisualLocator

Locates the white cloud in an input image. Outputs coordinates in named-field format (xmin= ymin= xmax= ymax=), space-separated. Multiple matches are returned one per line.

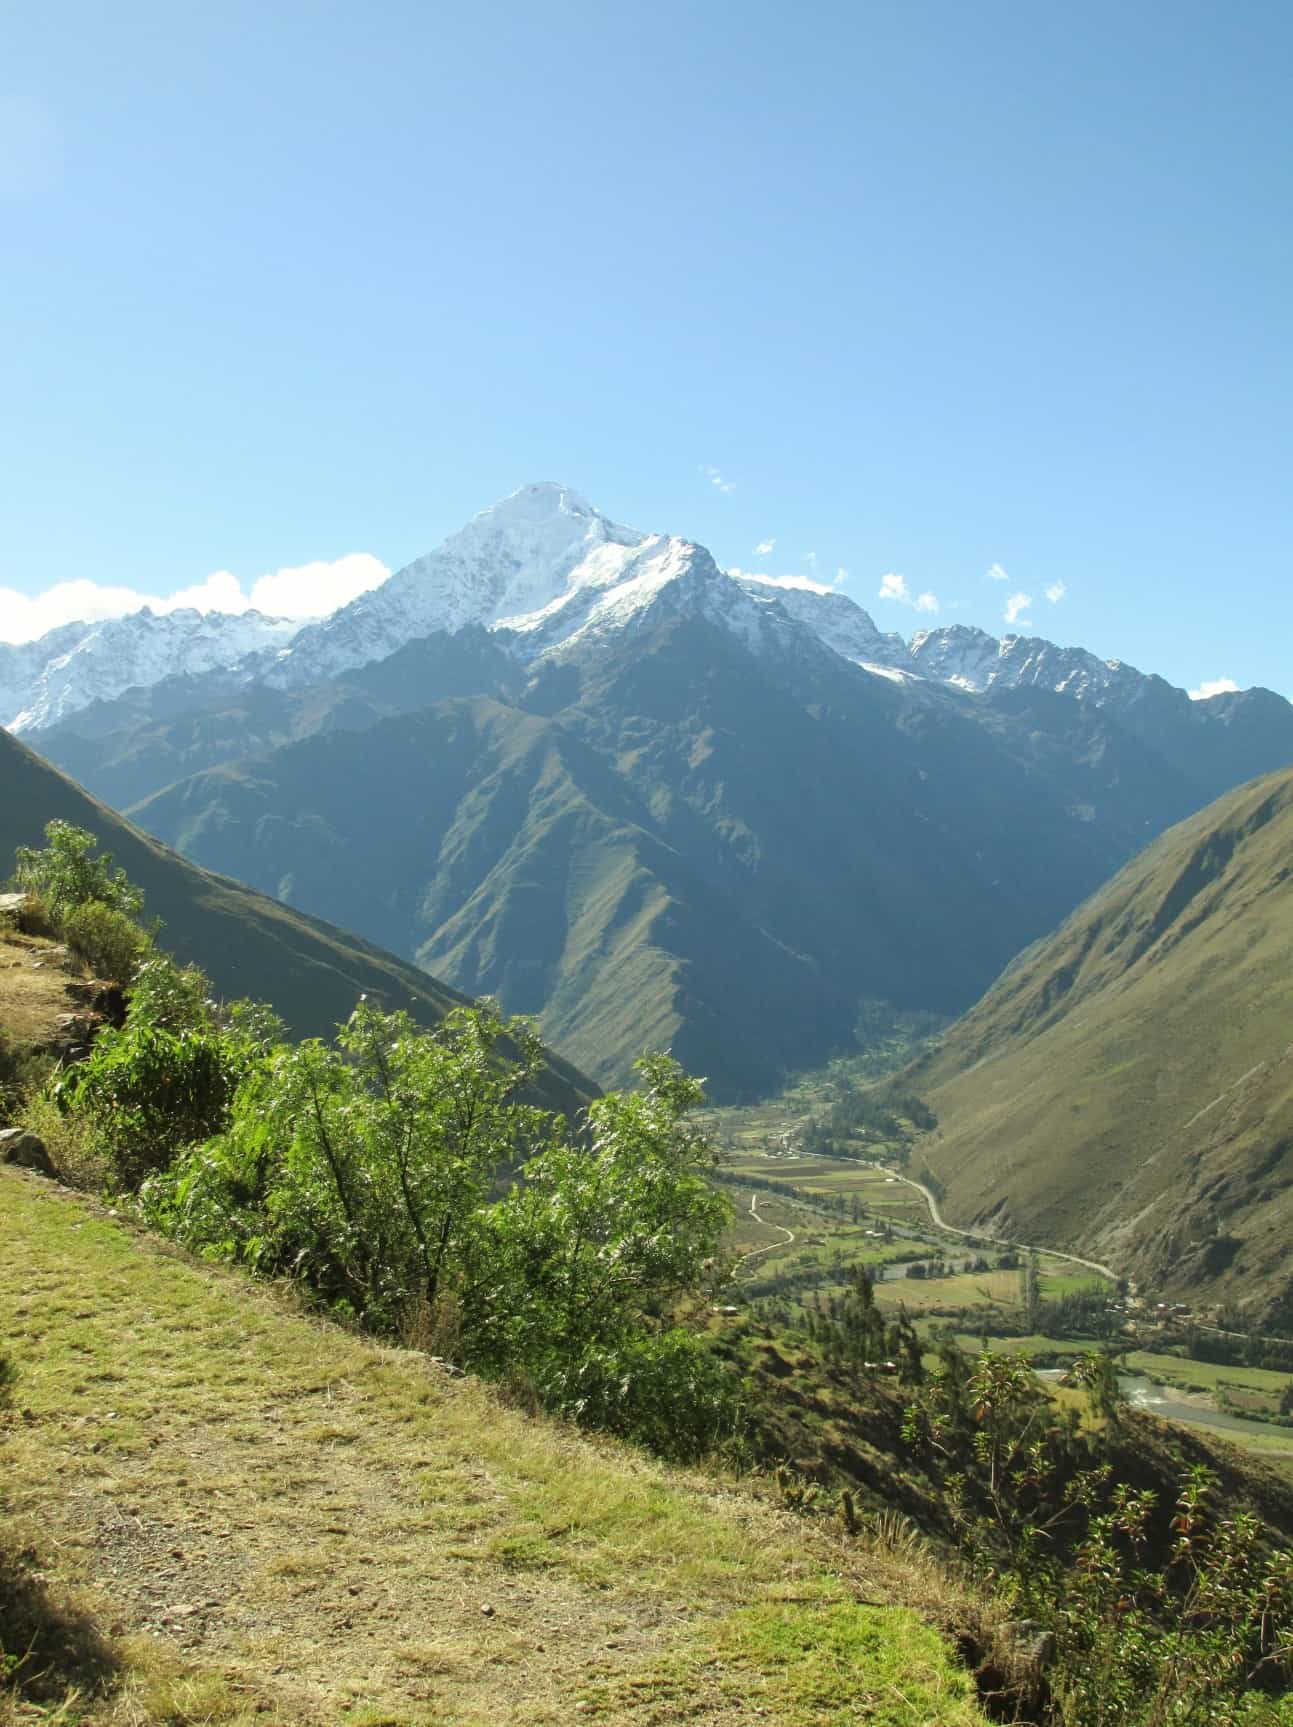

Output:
xmin=1004 ymin=592 xmax=1033 ymax=628
xmin=732 ymin=568 xmax=834 ymax=596
xmin=987 ymin=562 xmax=1009 ymax=582
xmin=803 ymin=551 xmax=818 ymax=570
xmin=1044 ymin=580 xmax=1067 ymax=604
xmin=247 ymin=553 xmax=388 ymax=617
xmin=834 ymin=566 xmax=848 ymax=588
xmin=879 ymin=572 xmax=941 ymax=613
xmin=755 ymin=537 xmax=776 ymax=556
xmin=0 ymin=553 xmax=390 ymax=644
xmin=702 ymin=465 xmax=736 ymax=494
xmin=1189 ymin=677 xmax=1240 ymax=702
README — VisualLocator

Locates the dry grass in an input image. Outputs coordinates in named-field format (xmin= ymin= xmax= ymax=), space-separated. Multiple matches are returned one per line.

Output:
xmin=0 ymin=1167 xmax=986 ymax=1726
xmin=0 ymin=925 xmax=79 ymax=1049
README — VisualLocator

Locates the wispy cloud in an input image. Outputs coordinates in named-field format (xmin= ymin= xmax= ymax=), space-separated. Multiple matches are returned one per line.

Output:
xmin=0 ymin=553 xmax=390 ymax=644
xmin=1004 ymin=592 xmax=1033 ymax=628
xmin=834 ymin=567 xmax=848 ymax=588
xmin=878 ymin=573 xmax=940 ymax=613
xmin=987 ymin=562 xmax=1010 ymax=582
xmin=1044 ymin=580 xmax=1067 ymax=604
xmin=701 ymin=465 xmax=737 ymax=494
xmin=1189 ymin=677 xmax=1240 ymax=701
xmin=754 ymin=537 xmax=775 ymax=557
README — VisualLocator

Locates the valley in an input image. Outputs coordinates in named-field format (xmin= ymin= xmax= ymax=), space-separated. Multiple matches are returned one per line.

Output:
xmin=711 ymin=1100 xmax=1293 ymax=1474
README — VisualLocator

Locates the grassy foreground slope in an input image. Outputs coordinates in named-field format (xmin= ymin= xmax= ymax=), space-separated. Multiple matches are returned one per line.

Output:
xmin=0 ymin=728 xmax=593 ymax=1116
xmin=0 ymin=1168 xmax=983 ymax=1727
xmin=910 ymin=766 xmax=1293 ymax=1322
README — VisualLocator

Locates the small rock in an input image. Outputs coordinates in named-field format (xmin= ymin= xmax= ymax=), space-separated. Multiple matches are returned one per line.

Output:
xmin=0 ymin=1128 xmax=55 ymax=1177
xmin=999 ymin=1618 xmax=1057 ymax=1671
xmin=480 ymin=1603 xmax=495 ymax=1617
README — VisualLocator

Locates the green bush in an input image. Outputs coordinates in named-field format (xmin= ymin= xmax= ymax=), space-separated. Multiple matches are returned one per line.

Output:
xmin=143 ymin=1007 xmax=739 ymax=1449
xmin=899 ymin=1348 xmax=1293 ymax=1725
xmin=11 ymin=820 xmax=144 ymax=929
xmin=62 ymin=900 xmax=152 ymax=985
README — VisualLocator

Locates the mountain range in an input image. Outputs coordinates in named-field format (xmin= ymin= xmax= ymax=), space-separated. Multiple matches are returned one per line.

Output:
xmin=10 ymin=482 xmax=1293 ymax=1096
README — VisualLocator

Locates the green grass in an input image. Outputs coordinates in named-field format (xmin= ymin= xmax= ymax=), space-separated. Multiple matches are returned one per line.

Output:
xmin=0 ymin=1167 xmax=986 ymax=1726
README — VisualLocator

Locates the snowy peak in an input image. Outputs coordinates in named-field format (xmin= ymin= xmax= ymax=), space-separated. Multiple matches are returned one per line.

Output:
xmin=265 ymin=483 xmax=647 ymax=689
xmin=734 ymin=575 xmax=918 ymax=676
xmin=909 ymin=624 xmax=1148 ymax=703
xmin=1 ymin=606 xmax=297 ymax=733
xmin=498 ymin=535 xmax=836 ymax=667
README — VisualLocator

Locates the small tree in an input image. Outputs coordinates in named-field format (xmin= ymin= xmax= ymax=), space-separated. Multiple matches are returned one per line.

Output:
xmin=11 ymin=821 xmax=144 ymax=928
xmin=151 ymin=1002 xmax=544 ymax=1332
xmin=57 ymin=955 xmax=274 ymax=1188
xmin=484 ymin=1052 xmax=735 ymax=1451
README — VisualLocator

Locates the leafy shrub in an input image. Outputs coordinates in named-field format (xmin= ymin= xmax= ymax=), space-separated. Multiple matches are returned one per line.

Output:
xmin=899 ymin=1348 xmax=1293 ymax=1725
xmin=54 ymin=965 xmax=268 ymax=1190
xmin=127 ymin=954 xmax=218 ymax=1031
xmin=62 ymin=901 xmax=152 ymax=985
xmin=50 ymin=955 xmax=278 ymax=1189
xmin=147 ymin=1002 xmax=547 ymax=1329
xmin=11 ymin=821 xmax=144 ymax=929
xmin=529 ymin=1328 xmax=745 ymax=1462
xmin=144 ymin=1008 xmax=739 ymax=1448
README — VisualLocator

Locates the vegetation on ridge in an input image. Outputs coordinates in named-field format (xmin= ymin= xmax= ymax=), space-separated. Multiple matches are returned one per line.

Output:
xmin=7 ymin=821 xmax=1293 ymax=1723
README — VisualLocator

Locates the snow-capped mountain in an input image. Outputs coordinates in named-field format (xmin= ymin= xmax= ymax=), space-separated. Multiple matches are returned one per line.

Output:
xmin=1 ymin=607 xmax=297 ymax=733
xmin=732 ymin=574 xmax=918 ymax=678
xmin=1 ymin=482 xmax=1266 ymax=736
xmin=264 ymin=483 xmax=647 ymax=689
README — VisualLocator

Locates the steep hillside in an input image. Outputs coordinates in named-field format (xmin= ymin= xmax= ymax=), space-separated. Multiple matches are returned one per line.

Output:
xmin=0 ymin=729 xmax=593 ymax=1117
xmin=1 ymin=1166 xmax=985 ymax=1725
xmin=910 ymin=767 xmax=1293 ymax=1323
xmin=37 ymin=627 xmax=521 ymax=812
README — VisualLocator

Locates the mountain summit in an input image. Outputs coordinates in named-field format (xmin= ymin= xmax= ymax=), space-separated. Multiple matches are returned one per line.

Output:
xmin=263 ymin=483 xmax=647 ymax=689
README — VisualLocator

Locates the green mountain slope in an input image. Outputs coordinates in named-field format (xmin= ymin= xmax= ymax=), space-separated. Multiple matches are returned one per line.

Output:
xmin=0 ymin=727 xmax=594 ymax=1117
xmin=38 ymin=627 xmax=520 ymax=811
xmin=910 ymin=766 xmax=1293 ymax=1321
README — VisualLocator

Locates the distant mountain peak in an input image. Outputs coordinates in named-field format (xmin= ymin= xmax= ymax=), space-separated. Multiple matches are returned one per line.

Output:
xmin=262 ymin=484 xmax=648 ymax=690
xmin=1 ymin=607 xmax=298 ymax=733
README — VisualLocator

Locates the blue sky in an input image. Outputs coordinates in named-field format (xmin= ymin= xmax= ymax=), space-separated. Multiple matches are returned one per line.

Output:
xmin=2 ymin=0 xmax=1289 ymax=697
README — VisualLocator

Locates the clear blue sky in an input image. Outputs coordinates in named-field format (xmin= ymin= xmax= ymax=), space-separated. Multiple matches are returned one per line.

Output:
xmin=2 ymin=0 xmax=1289 ymax=695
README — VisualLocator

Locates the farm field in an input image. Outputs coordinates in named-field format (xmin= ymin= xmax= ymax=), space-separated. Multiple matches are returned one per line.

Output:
xmin=713 ymin=1124 xmax=1293 ymax=1477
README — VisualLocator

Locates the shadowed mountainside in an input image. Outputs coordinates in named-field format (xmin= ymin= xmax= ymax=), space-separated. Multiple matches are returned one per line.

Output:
xmin=0 ymin=727 xmax=594 ymax=1118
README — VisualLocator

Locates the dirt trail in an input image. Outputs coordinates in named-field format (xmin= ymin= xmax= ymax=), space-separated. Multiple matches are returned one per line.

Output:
xmin=870 ymin=1164 xmax=1117 ymax=1282
xmin=735 ymin=1191 xmax=796 ymax=1278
